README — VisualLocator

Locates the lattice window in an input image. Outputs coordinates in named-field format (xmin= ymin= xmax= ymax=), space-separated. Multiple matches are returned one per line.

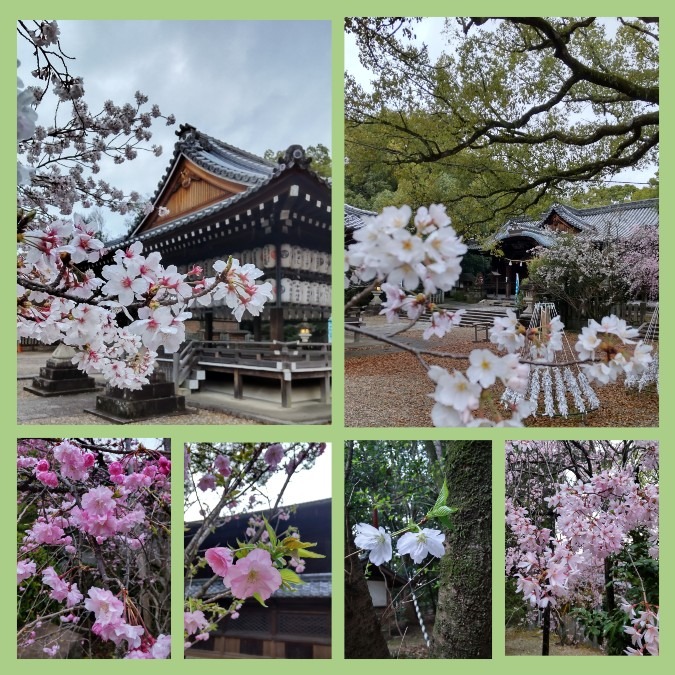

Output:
xmin=223 ymin=610 xmax=271 ymax=634
xmin=278 ymin=612 xmax=330 ymax=637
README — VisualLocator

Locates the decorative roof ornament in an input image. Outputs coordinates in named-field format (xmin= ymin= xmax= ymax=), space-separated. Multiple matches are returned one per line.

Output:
xmin=275 ymin=144 xmax=312 ymax=172
xmin=625 ymin=303 xmax=659 ymax=393
xmin=501 ymin=302 xmax=600 ymax=418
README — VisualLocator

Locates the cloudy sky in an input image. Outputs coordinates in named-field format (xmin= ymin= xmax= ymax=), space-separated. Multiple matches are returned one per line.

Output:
xmin=18 ymin=20 xmax=331 ymax=238
xmin=185 ymin=444 xmax=332 ymax=522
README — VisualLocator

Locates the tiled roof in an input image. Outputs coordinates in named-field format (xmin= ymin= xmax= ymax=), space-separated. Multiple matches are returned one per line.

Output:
xmin=561 ymin=199 xmax=658 ymax=239
xmin=491 ymin=198 xmax=658 ymax=246
xmin=175 ymin=125 xmax=275 ymax=188
xmin=122 ymin=125 xmax=330 ymax=243
xmin=345 ymin=204 xmax=377 ymax=230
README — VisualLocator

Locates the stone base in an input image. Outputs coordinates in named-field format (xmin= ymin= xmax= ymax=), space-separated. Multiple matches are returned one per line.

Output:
xmin=85 ymin=379 xmax=186 ymax=423
xmin=24 ymin=359 xmax=97 ymax=397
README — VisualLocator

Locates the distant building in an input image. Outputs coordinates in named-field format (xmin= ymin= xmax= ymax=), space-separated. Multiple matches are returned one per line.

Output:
xmin=344 ymin=198 xmax=659 ymax=299
xmin=487 ymin=199 xmax=658 ymax=297
xmin=185 ymin=498 xmax=331 ymax=659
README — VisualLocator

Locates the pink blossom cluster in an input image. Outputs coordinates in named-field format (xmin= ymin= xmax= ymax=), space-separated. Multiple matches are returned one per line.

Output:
xmin=505 ymin=441 xmax=659 ymax=652
xmin=185 ymin=442 xmax=328 ymax=649
xmin=17 ymin=439 xmax=171 ymax=658
xmin=195 ymin=442 xmax=326 ymax=495
xmin=428 ymin=357 xmax=533 ymax=428
xmin=547 ymin=469 xmax=658 ymax=560
xmin=18 ymin=217 xmax=272 ymax=388
xmin=193 ymin=259 xmax=273 ymax=322
xmin=623 ymin=605 xmax=659 ymax=656
xmin=347 ymin=204 xmax=467 ymax=293
xmin=184 ymin=609 xmax=211 ymax=646
xmin=205 ymin=546 xmax=282 ymax=601
xmin=575 ymin=316 xmax=653 ymax=384
xmin=43 ymin=566 xmax=83 ymax=607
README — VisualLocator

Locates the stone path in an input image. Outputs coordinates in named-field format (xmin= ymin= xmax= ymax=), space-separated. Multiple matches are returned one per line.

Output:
xmin=17 ymin=352 xmax=330 ymax=425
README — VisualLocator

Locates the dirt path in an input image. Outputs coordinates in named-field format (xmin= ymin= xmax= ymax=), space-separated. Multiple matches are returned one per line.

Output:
xmin=505 ymin=628 xmax=604 ymax=656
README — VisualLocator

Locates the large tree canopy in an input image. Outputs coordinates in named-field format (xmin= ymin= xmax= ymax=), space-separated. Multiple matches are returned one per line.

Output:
xmin=345 ymin=17 xmax=658 ymax=236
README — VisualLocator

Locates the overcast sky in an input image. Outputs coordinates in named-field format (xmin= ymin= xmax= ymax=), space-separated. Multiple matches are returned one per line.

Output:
xmin=18 ymin=20 xmax=331 ymax=238
xmin=185 ymin=444 xmax=332 ymax=522
xmin=345 ymin=17 xmax=656 ymax=188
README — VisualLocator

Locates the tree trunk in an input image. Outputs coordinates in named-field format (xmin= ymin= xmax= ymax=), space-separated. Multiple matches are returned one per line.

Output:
xmin=542 ymin=604 xmax=551 ymax=655
xmin=430 ymin=441 xmax=492 ymax=658
xmin=344 ymin=518 xmax=390 ymax=658
xmin=604 ymin=556 xmax=616 ymax=613
xmin=541 ymin=503 xmax=556 ymax=655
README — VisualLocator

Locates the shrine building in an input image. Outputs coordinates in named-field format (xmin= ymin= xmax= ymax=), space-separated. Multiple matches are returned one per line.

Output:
xmin=345 ymin=198 xmax=658 ymax=300
xmin=119 ymin=124 xmax=332 ymax=341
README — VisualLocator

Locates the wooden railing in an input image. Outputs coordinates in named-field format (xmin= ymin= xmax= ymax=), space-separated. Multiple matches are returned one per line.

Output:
xmin=157 ymin=340 xmax=331 ymax=406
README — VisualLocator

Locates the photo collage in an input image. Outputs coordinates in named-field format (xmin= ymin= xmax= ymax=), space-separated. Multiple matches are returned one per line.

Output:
xmin=12 ymin=13 xmax=664 ymax=670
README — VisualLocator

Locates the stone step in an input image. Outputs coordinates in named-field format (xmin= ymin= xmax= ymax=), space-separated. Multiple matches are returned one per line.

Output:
xmin=421 ymin=306 xmax=510 ymax=327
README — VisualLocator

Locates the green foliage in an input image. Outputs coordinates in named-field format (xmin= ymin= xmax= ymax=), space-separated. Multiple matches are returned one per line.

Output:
xmin=345 ymin=18 xmax=658 ymax=235
xmin=426 ymin=480 xmax=457 ymax=530
xmin=461 ymin=252 xmax=491 ymax=277
xmin=568 ymin=175 xmax=659 ymax=208
xmin=346 ymin=441 xmax=442 ymax=531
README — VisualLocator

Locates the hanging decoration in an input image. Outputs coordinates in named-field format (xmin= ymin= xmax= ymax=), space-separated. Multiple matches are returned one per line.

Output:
xmin=501 ymin=302 xmax=600 ymax=418
xmin=625 ymin=303 xmax=659 ymax=393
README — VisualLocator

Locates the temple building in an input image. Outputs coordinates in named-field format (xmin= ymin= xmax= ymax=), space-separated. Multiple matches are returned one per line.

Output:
xmin=486 ymin=198 xmax=659 ymax=298
xmin=120 ymin=124 xmax=332 ymax=341
xmin=345 ymin=198 xmax=658 ymax=299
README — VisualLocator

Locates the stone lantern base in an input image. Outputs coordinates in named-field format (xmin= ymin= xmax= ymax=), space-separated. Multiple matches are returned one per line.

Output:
xmin=24 ymin=344 xmax=97 ymax=397
xmin=85 ymin=373 xmax=186 ymax=423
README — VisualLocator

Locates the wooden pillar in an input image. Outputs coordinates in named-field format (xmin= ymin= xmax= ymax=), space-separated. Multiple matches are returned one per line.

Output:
xmin=270 ymin=307 xmax=284 ymax=341
xmin=281 ymin=376 xmax=291 ymax=408
xmin=233 ymin=371 xmax=243 ymax=399
xmin=320 ymin=374 xmax=330 ymax=403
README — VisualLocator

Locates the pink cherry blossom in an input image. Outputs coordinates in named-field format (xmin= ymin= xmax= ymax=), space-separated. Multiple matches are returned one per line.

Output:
xmin=84 ymin=586 xmax=124 ymax=624
xmin=228 ymin=548 xmax=282 ymax=601
xmin=17 ymin=559 xmax=36 ymax=584
xmin=205 ymin=547 xmax=234 ymax=580
xmin=263 ymin=443 xmax=284 ymax=469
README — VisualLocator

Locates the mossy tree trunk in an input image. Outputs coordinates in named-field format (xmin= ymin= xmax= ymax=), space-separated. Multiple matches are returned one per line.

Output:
xmin=430 ymin=441 xmax=492 ymax=658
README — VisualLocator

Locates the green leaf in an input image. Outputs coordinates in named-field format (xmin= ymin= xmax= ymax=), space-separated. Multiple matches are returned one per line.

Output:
xmin=280 ymin=569 xmax=305 ymax=587
xmin=427 ymin=480 xmax=449 ymax=518
xmin=437 ymin=515 xmax=454 ymax=531
xmin=264 ymin=517 xmax=278 ymax=547
xmin=252 ymin=592 xmax=268 ymax=607
xmin=296 ymin=548 xmax=325 ymax=559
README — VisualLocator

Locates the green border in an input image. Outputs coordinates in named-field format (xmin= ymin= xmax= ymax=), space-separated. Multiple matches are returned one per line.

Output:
xmin=4 ymin=2 xmax=672 ymax=673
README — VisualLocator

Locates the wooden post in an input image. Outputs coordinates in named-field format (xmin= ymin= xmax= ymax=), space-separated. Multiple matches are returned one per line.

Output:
xmin=270 ymin=307 xmax=284 ymax=341
xmin=233 ymin=370 xmax=243 ymax=399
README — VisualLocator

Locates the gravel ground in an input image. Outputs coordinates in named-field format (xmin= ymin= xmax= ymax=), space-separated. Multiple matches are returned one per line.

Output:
xmin=345 ymin=319 xmax=658 ymax=428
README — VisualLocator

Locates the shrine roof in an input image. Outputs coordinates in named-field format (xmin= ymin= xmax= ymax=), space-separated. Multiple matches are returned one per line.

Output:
xmin=173 ymin=124 xmax=275 ymax=187
xmin=121 ymin=125 xmax=330 ymax=244
xmin=491 ymin=197 xmax=658 ymax=248
xmin=344 ymin=204 xmax=377 ymax=230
